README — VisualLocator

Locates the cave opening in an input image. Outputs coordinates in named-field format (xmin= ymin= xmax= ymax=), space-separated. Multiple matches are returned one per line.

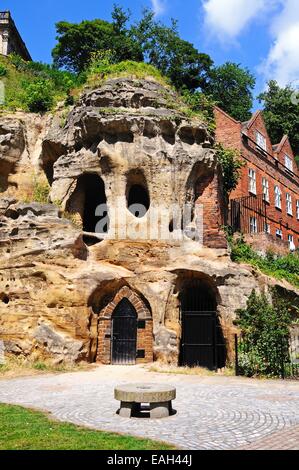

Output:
xmin=127 ymin=184 xmax=150 ymax=218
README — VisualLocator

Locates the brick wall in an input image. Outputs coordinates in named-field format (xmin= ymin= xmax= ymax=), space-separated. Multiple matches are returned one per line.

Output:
xmin=215 ymin=107 xmax=299 ymax=249
xmin=96 ymin=286 xmax=153 ymax=364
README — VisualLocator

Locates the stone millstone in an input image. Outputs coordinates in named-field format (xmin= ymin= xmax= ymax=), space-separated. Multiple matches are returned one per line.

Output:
xmin=114 ymin=383 xmax=176 ymax=403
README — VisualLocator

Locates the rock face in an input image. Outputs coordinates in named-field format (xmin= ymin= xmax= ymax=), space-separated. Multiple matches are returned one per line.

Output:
xmin=0 ymin=119 xmax=25 ymax=191
xmin=0 ymin=77 xmax=297 ymax=367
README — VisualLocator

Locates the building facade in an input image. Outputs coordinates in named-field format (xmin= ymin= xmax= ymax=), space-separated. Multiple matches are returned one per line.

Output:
xmin=215 ymin=107 xmax=299 ymax=251
xmin=0 ymin=11 xmax=31 ymax=61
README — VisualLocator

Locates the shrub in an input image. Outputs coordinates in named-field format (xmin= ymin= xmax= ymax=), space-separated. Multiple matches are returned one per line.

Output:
xmin=236 ymin=290 xmax=292 ymax=377
xmin=216 ymin=144 xmax=244 ymax=198
xmin=23 ymin=80 xmax=55 ymax=112
xmin=0 ymin=64 xmax=7 ymax=77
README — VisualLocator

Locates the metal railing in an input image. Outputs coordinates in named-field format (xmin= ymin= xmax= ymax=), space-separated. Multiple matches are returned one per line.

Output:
xmin=230 ymin=194 xmax=267 ymax=234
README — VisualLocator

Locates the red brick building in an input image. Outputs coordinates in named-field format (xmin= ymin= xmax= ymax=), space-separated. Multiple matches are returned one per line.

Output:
xmin=215 ymin=107 xmax=299 ymax=251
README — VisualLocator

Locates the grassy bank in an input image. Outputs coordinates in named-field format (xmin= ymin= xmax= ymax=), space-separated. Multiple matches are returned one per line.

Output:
xmin=0 ymin=404 xmax=174 ymax=450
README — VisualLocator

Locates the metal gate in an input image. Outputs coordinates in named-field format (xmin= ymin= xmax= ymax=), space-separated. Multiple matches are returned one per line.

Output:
xmin=111 ymin=298 xmax=137 ymax=365
xmin=180 ymin=285 xmax=226 ymax=370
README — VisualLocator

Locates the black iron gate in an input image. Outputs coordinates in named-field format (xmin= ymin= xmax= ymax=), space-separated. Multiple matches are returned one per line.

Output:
xmin=112 ymin=298 xmax=137 ymax=365
xmin=230 ymin=194 xmax=267 ymax=234
xmin=180 ymin=285 xmax=226 ymax=370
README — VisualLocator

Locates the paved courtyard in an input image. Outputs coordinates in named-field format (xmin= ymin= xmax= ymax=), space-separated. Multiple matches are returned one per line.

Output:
xmin=0 ymin=365 xmax=299 ymax=450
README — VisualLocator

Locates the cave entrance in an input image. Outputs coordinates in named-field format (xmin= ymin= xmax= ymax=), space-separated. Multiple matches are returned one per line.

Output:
xmin=82 ymin=174 xmax=109 ymax=245
xmin=127 ymin=184 xmax=150 ymax=218
xmin=111 ymin=298 xmax=138 ymax=365
xmin=67 ymin=173 xmax=109 ymax=246
xmin=180 ymin=280 xmax=226 ymax=370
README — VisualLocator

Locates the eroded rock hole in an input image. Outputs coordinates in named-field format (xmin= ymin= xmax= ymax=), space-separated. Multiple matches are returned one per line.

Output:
xmin=128 ymin=184 xmax=150 ymax=218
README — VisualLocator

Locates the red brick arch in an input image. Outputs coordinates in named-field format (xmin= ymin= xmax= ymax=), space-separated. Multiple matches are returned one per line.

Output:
xmin=97 ymin=286 xmax=153 ymax=364
xmin=100 ymin=286 xmax=151 ymax=320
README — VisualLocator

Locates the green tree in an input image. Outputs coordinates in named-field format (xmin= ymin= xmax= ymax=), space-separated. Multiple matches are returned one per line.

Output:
xmin=258 ymin=80 xmax=299 ymax=157
xmin=130 ymin=9 xmax=213 ymax=92
xmin=204 ymin=62 xmax=256 ymax=121
xmin=236 ymin=290 xmax=292 ymax=377
xmin=52 ymin=15 xmax=143 ymax=73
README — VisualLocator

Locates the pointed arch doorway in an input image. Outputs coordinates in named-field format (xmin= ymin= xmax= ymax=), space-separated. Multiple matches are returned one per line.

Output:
xmin=111 ymin=298 xmax=137 ymax=365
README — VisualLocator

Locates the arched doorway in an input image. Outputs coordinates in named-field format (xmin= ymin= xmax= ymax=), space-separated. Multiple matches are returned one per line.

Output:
xmin=111 ymin=298 xmax=138 ymax=365
xmin=180 ymin=280 xmax=226 ymax=370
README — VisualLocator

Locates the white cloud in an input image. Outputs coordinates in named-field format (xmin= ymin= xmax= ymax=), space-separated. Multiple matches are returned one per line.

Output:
xmin=202 ymin=0 xmax=280 ymax=41
xmin=261 ymin=0 xmax=299 ymax=86
xmin=151 ymin=0 xmax=166 ymax=16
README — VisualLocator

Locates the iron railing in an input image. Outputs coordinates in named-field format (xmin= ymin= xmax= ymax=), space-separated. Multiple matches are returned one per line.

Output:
xmin=235 ymin=334 xmax=299 ymax=380
xmin=230 ymin=194 xmax=267 ymax=234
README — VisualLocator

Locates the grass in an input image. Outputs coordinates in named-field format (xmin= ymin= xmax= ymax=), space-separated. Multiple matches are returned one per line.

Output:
xmin=0 ymin=55 xmax=76 ymax=112
xmin=147 ymin=363 xmax=234 ymax=377
xmin=0 ymin=357 xmax=93 ymax=379
xmin=0 ymin=404 xmax=174 ymax=450
xmin=86 ymin=60 xmax=171 ymax=89
xmin=230 ymin=236 xmax=299 ymax=288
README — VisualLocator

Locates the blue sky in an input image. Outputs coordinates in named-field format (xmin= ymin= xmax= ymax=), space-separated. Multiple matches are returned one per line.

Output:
xmin=2 ymin=0 xmax=299 ymax=103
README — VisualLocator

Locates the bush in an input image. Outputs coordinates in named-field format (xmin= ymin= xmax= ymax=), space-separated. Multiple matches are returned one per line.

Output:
xmin=236 ymin=290 xmax=292 ymax=377
xmin=229 ymin=236 xmax=299 ymax=287
xmin=0 ymin=64 xmax=7 ymax=77
xmin=23 ymin=80 xmax=55 ymax=112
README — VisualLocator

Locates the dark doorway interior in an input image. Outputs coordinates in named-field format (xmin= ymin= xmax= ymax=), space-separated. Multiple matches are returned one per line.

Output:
xmin=180 ymin=281 xmax=226 ymax=370
xmin=69 ymin=173 xmax=109 ymax=245
xmin=112 ymin=298 xmax=137 ymax=365
xmin=128 ymin=184 xmax=150 ymax=218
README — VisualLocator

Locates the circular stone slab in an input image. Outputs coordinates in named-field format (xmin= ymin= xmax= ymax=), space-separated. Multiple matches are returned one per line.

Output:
xmin=115 ymin=383 xmax=176 ymax=403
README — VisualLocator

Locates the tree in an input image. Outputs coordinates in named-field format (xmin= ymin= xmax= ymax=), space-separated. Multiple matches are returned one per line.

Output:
xmin=258 ymin=80 xmax=299 ymax=157
xmin=236 ymin=290 xmax=292 ymax=377
xmin=204 ymin=62 xmax=256 ymax=121
xmin=52 ymin=16 xmax=143 ymax=73
xmin=130 ymin=10 xmax=213 ymax=92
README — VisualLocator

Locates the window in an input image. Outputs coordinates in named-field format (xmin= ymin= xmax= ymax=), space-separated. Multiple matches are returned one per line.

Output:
xmin=248 ymin=169 xmax=256 ymax=195
xmin=256 ymin=131 xmax=267 ymax=151
xmin=275 ymin=186 xmax=282 ymax=209
xmin=265 ymin=223 xmax=271 ymax=234
xmin=250 ymin=216 xmax=258 ymax=234
xmin=288 ymin=234 xmax=295 ymax=251
xmin=262 ymin=177 xmax=269 ymax=202
xmin=285 ymin=154 xmax=293 ymax=172
xmin=276 ymin=229 xmax=283 ymax=240
xmin=286 ymin=193 xmax=293 ymax=215
xmin=296 ymin=200 xmax=299 ymax=220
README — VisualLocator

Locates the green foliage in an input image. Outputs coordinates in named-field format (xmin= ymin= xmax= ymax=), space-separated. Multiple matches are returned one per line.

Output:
xmin=236 ymin=290 xmax=292 ymax=377
xmin=0 ymin=404 xmax=173 ymax=450
xmin=86 ymin=58 xmax=170 ymax=89
xmin=229 ymin=236 xmax=299 ymax=287
xmin=131 ymin=9 xmax=213 ymax=92
xmin=52 ymin=15 xmax=143 ymax=73
xmin=204 ymin=62 xmax=256 ymax=121
xmin=0 ymin=54 xmax=79 ymax=111
xmin=0 ymin=64 xmax=7 ymax=77
xmin=216 ymin=144 xmax=244 ymax=197
xmin=258 ymin=80 xmax=299 ymax=157
xmin=23 ymin=80 xmax=55 ymax=112
xmin=181 ymin=90 xmax=216 ymax=129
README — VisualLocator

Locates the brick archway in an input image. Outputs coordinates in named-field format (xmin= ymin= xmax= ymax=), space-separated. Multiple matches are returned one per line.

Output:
xmin=97 ymin=286 xmax=153 ymax=364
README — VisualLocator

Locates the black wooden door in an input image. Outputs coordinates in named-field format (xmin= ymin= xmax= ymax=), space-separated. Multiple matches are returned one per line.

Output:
xmin=181 ymin=311 xmax=217 ymax=370
xmin=112 ymin=298 xmax=137 ymax=365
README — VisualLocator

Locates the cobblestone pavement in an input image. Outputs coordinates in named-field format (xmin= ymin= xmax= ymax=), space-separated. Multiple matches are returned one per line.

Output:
xmin=0 ymin=365 xmax=299 ymax=450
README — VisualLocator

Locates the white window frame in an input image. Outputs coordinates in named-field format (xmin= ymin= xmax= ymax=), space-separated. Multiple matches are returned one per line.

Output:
xmin=276 ymin=229 xmax=283 ymax=240
xmin=275 ymin=186 xmax=282 ymax=209
xmin=265 ymin=223 xmax=270 ymax=234
xmin=250 ymin=216 xmax=258 ymax=234
xmin=286 ymin=193 xmax=293 ymax=216
xmin=296 ymin=200 xmax=299 ymax=220
xmin=262 ymin=177 xmax=269 ymax=202
xmin=285 ymin=154 xmax=293 ymax=172
xmin=248 ymin=168 xmax=257 ymax=195
xmin=256 ymin=131 xmax=267 ymax=151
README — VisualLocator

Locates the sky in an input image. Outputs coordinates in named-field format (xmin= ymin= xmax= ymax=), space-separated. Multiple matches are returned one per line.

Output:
xmin=2 ymin=0 xmax=299 ymax=105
